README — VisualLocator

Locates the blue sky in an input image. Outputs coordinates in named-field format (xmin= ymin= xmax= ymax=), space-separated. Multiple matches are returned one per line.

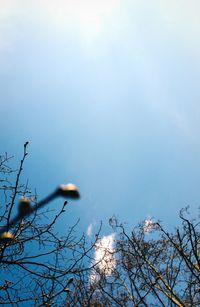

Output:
xmin=1 ymin=0 xmax=200 ymax=235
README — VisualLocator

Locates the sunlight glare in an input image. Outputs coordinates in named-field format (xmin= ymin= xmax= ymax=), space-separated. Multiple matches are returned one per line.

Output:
xmin=40 ymin=0 xmax=119 ymax=47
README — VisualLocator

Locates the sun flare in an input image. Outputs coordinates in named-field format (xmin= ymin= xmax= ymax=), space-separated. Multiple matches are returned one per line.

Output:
xmin=40 ymin=0 xmax=119 ymax=46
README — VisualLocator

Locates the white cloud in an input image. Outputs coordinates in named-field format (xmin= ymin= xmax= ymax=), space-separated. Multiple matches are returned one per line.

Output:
xmin=87 ymin=223 xmax=93 ymax=237
xmin=143 ymin=218 xmax=154 ymax=234
xmin=90 ymin=233 xmax=116 ymax=283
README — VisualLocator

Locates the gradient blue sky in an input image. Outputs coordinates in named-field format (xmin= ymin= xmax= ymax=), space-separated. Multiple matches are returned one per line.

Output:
xmin=1 ymin=0 xmax=200 ymax=234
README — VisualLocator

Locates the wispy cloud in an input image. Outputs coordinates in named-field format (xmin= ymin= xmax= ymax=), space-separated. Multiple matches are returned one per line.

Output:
xmin=87 ymin=223 xmax=93 ymax=237
xmin=90 ymin=233 xmax=116 ymax=283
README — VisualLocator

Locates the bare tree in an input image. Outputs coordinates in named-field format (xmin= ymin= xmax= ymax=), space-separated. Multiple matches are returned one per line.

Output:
xmin=0 ymin=143 xmax=99 ymax=306
xmin=1 ymin=144 xmax=200 ymax=306
xmin=84 ymin=212 xmax=200 ymax=306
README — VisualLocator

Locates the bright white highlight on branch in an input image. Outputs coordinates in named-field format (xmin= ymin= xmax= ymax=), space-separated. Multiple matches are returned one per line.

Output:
xmin=90 ymin=233 xmax=116 ymax=283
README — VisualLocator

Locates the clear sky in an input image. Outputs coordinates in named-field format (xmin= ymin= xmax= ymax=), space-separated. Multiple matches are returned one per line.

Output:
xmin=1 ymin=0 xmax=200 ymax=235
